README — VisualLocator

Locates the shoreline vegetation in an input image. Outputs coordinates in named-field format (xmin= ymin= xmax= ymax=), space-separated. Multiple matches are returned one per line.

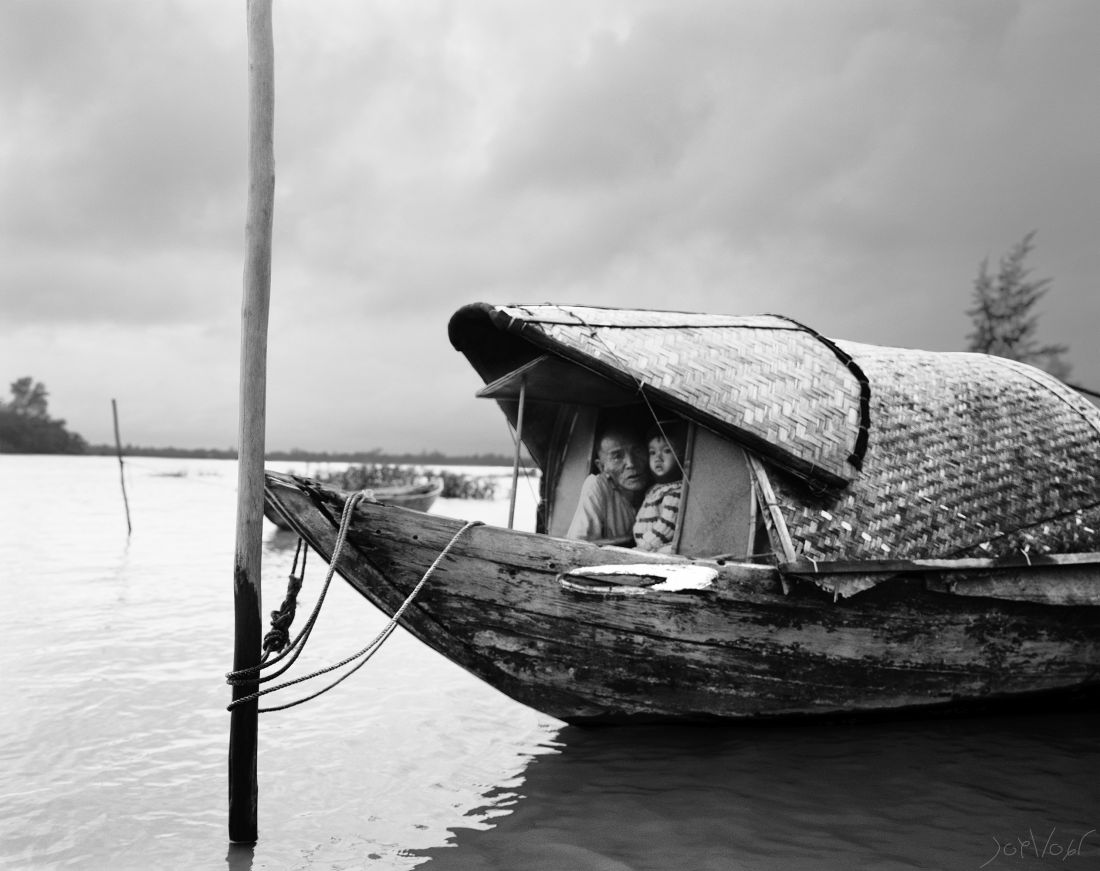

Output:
xmin=1 ymin=379 xmax=535 ymax=475
xmin=0 ymin=409 xmax=87 ymax=454
xmin=0 ymin=377 xmax=88 ymax=454
xmin=315 ymin=462 xmax=503 ymax=500
xmin=80 ymin=444 xmax=529 ymax=467
xmin=2 ymin=429 xmax=529 ymax=500
xmin=0 ymin=438 xmax=530 ymax=467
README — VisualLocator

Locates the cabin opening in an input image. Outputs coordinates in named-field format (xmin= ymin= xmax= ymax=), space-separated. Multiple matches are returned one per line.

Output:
xmin=544 ymin=404 xmax=759 ymax=558
xmin=472 ymin=353 xmax=763 ymax=559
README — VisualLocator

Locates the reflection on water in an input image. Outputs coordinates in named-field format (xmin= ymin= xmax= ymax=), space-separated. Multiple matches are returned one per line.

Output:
xmin=419 ymin=715 xmax=1100 ymax=870
xmin=2 ymin=456 xmax=1098 ymax=870
xmin=225 ymin=843 xmax=254 ymax=871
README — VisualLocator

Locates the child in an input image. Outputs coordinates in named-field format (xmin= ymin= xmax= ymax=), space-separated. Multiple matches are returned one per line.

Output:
xmin=633 ymin=423 xmax=686 ymax=553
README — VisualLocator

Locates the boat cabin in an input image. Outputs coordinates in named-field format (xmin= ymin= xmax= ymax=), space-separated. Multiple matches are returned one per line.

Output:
xmin=449 ymin=302 xmax=1100 ymax=565
xmin=477 ymin=355 xmax=761 ymax=556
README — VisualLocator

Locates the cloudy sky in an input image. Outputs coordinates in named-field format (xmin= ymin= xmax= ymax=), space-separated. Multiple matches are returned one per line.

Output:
xmin=1 ymin=0 xmax=1097 ymax=454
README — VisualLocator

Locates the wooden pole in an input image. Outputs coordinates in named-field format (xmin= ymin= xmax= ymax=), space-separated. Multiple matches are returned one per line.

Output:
xmin=507 ymin=378 xmax=526 ymax=529
xmin=111 ymin=398 xmax=132 ymax=536
xmin=229 ymin=0 xmax=274 ymax=845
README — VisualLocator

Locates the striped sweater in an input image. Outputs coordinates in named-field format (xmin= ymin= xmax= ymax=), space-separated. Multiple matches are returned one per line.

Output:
xmin=632 ymin=480 xmax=682 ymax=553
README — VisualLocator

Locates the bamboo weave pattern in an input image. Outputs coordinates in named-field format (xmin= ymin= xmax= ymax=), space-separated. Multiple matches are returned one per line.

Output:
xmin=500 ymin=304 xmax=865 ymax=485
xmin=773 ymin=344 xmax=1100 ymax=559
xmin=490 ymin=304 xmax=1100 ymax=559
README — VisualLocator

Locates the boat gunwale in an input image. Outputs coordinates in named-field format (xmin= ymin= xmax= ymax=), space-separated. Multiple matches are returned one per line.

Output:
xmin=266 ymin=471 xmax=1100 ymax=613
xmin=268 ymin=470 xmax=1100 ymax=584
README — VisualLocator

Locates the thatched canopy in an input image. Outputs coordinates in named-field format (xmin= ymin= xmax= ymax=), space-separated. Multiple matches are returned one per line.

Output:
xmin=449 ymin=302 xmax=1100 ymax=560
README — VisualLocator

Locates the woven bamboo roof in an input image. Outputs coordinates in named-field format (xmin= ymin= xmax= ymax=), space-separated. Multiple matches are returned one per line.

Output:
xmin=449 ymin=303 xmax=1100 ymax=559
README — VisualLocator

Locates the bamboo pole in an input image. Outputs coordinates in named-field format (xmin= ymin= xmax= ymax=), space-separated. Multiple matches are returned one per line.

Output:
xmin=111 ymin=399 xmax=132 ymax=536
xmin=229 ymin=0 xmax=274 ymax=845
xmin=507 ymin=379 xmax=526 ymax=529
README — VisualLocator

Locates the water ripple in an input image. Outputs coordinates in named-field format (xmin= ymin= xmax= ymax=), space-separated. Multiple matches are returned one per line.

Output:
xmin=2 ymin=457 xmax=1098 ymax=870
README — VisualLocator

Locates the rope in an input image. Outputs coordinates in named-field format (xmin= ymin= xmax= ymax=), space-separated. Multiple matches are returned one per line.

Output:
xmin=226 ymin=505 xmax=482 ymax=713
xmin=261 ymin=539 xmax=307 ymax=655
xmin=227 ymin=491 xmax=367 ymax=690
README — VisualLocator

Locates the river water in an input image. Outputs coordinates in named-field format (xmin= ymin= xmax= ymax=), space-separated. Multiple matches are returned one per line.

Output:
xmin=1 ymin=455 xmax=1097 ymax=870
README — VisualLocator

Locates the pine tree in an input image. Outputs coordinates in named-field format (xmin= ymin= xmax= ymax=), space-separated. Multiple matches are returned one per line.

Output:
xmin=966 ymin=231 xmax=1071 ymax=379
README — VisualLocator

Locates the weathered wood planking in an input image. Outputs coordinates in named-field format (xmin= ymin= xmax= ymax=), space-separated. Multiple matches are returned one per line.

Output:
xmin=266 ymin=472 xmax=1100 ymax=722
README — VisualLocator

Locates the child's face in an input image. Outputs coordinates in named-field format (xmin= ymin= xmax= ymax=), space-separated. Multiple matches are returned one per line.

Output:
xmin=648 ymin=437 xmax=679 ymax=481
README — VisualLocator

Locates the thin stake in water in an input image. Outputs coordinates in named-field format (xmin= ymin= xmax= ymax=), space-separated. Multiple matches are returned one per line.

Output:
xmin=111 ymin=398 xmax=131 ymax=536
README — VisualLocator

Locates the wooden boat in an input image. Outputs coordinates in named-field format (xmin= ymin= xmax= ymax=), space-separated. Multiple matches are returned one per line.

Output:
xmin=264 ymin=303 xmax=1100 ymax=722
xmin=265 ymin=478 xmax=442 ymax=530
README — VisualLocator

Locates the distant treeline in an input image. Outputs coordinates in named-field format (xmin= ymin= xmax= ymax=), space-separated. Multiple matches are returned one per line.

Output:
xmin=0 ymin=409 xmax=88 ymax=454
xmin=84 ymin=444 xmax=528 ymax=466
xmin=0 ymin=377 xmax=87 ymax=454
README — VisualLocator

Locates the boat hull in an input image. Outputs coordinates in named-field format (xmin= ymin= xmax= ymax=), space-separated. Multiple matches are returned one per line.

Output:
xmin=265 ymin=472 xmax=1100 ymax=723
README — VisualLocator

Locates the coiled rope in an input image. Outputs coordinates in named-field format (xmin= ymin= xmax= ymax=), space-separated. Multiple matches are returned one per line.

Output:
xmin=226 ymin=490 xmax=482 ymax=712
xmin=261 ymin=538 xmax=308 ymax=656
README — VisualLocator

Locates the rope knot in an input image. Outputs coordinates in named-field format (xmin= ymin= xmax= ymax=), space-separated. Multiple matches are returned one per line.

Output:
xmin=227 ymin=498 xmax=481 ymax=713
xmin=261 ymin=556 xmax=305 ymax=654
xmin=262 ymin=627 xmax=290 ymax=654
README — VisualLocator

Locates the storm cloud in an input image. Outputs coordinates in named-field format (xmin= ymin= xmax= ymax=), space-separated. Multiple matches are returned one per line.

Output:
xmin=1 ymin=0 xmax=1096 ymax=452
